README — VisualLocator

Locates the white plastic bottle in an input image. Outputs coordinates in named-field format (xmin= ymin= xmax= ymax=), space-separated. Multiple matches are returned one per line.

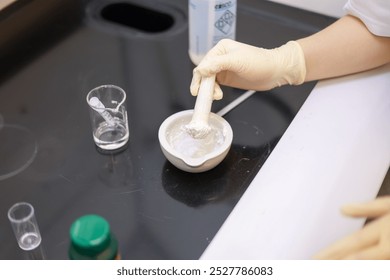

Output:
xmin=189 ymin=0 xmax=237 ymax=65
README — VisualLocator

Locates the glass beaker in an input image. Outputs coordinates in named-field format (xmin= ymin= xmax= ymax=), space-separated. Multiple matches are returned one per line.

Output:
xmin=86 ymin=85 xmax=129 ymax=151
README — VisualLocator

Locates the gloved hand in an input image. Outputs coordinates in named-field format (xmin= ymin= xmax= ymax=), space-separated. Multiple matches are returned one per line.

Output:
xmin=314 ymin=196 xmax=390 ymax=260
xmin=190 ymin=39 xmax=306 ymax=100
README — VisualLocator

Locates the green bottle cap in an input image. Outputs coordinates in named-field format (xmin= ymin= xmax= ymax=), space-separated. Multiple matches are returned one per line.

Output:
xmin=69 ymin=214 xmax=118 ymax=260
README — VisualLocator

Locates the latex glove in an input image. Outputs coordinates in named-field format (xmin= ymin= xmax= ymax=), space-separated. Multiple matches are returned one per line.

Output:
xmin=190 ymin=39 xmax=306 ymax=100
xmin=314 ymin=196 xmax=390 ymax=260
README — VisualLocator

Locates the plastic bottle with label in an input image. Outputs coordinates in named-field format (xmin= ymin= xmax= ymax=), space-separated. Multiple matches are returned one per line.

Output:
xmin=189 ymin=0 xmax=237 ymax=65
xmin=68 ymin=214 xmax=120 ymax=260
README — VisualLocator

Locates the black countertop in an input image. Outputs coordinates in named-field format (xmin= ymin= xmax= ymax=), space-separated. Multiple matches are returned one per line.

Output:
xmin=0 ymin=0 xmax=335 ymax=259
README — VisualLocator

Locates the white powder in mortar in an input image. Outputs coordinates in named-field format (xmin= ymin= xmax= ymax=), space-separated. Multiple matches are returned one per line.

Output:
xmin=167 ymin=124 xmax=225 ymax=159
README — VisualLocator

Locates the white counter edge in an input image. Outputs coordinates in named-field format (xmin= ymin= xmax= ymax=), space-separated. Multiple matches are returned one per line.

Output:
xmin=201 ymin=64 xmax=390 ymax=259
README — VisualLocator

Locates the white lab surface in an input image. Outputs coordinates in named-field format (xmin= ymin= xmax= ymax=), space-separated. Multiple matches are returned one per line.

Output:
xmin=201 ymin=64 xmax=390 ymax=259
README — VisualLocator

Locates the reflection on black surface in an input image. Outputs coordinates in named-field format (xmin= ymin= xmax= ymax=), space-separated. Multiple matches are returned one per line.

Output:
xmin=97 ymin=149 xmax=135 ymax=189
xmin=0 ymin=124 xmax=38 ymax=181
xmin=162 ymin=142 xmax=275 ymax=208
xmin=21 ymin=244 xmax=47 ymax=260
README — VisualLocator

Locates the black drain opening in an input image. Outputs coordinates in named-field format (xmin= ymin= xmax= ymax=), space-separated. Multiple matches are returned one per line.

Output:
xmin=101 ymin=2 xmax=174 ymax=33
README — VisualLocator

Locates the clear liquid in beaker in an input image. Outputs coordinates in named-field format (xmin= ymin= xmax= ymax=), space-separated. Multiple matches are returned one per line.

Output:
xmin=93 ymin=119 xmax=129 ymax=150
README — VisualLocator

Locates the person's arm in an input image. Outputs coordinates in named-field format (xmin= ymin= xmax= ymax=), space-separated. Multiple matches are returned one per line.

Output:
xmin=190 ymin=15 xmax=390 ymax=99
xmin=298 ymin=15 xmax=390 ymax=82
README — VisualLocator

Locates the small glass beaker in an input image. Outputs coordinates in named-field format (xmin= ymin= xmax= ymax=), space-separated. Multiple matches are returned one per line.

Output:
xmin=86 ymin=85 xmax=129 ymax=151
xmin=7 ymin=202 xmax=42 ymax=251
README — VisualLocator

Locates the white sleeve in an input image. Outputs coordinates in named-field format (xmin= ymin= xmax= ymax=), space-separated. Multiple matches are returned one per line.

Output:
xmin=344 ymin=0 xmax=390 ymax=37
